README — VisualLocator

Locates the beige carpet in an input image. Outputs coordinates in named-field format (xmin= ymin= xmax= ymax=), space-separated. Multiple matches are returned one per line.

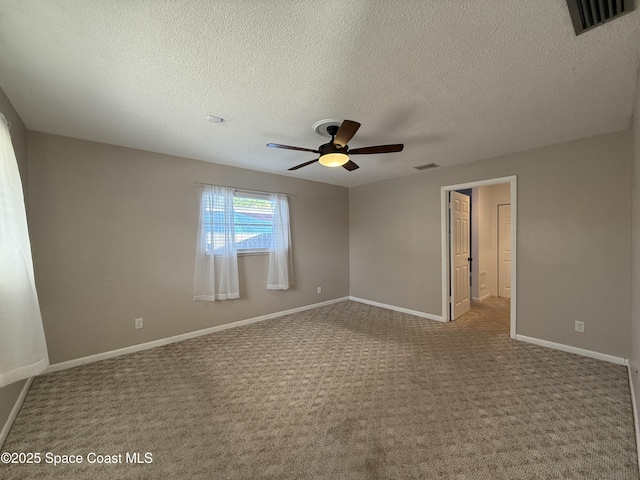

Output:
xmin=2 ymin=298 xmax=638 ymax=479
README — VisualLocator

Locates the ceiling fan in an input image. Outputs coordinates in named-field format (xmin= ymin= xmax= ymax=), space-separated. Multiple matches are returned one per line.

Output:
xmin=267 ymin=119 xmax=404 ymax=171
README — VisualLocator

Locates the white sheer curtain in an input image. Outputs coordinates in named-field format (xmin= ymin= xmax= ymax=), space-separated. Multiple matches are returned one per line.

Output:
xmin=267 ymin=193 xmax=293 ymax=290
xmin=0 ymin=113 xmax=49 ymax=387
xmin=193 ymin=185 xmax=239 ymax=301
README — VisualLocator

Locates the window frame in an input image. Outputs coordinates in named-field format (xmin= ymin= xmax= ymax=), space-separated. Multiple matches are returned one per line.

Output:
xmin=203 ymin=189 xmax=274 ymax=256
xmin=233 ymin=191 xmax=273 ymax=255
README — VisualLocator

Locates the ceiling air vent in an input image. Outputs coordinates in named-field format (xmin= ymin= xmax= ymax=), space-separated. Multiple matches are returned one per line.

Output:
xmin=566 ymin=0 xmax=634 ymax=35
xmin=414 ymin=163 xmax=439 ymax=171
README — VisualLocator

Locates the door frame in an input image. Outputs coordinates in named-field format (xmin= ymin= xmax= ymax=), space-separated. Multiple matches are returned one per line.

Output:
xmin=441 ymin=175 xmax=517 ymax=339
xmin=497 ymin=202 xmax=511 ymax=299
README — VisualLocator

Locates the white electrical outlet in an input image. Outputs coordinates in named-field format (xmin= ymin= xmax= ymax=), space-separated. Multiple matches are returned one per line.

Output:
xmin=317 ymin=286 xmax=322 ymax=294
xmin=135 ymin=317 xmax=143 ymax=329
xmin=574 ymin=321 xmax=585 ymax=333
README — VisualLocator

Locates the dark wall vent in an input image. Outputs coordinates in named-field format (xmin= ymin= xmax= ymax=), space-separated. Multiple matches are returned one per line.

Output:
xmin=566 ymin=0 xmax=634 ymax=35
xmin=414 ymin=163 xmax=439 ymax=171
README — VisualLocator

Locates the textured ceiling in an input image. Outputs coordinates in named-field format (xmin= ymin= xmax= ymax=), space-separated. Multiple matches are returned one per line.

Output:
xmin=0 ymin=1 xmax=639 ymax=187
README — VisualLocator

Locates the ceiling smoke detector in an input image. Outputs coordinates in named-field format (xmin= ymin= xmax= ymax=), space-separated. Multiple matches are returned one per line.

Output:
xmin=414 ymin=163 xmax=440 ymax=171
xmin=206 ymin=114 xmax=224 ymax=123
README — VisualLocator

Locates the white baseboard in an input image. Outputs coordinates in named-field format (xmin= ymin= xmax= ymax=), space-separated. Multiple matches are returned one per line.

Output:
xmin=349 ymin=296 xmax=444 ymax=322
xmin=627 ymin=361 xmax=640 ymax=473
xmin=0 ymin=377 xmax=33 ymax=449
xmin=472 ymin=293 xmax=492 ymax=303
xmin=515 ymin=334 xmax=627 ymax=365
xmin=45 ymin=297 xmax=349 ymax=374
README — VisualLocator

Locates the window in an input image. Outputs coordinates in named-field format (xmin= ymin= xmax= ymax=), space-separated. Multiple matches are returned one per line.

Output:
xmin=204 ymin=191 xmax=274 ymax=255
xmin=195 ymin=185 xmax=292 ymax=298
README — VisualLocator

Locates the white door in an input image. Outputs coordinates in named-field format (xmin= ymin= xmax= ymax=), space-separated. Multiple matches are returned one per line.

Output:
xmin=498 ymin=204 xmax=511 ymax=298
xmin=451 ymin=191 xmax=470 ymax=320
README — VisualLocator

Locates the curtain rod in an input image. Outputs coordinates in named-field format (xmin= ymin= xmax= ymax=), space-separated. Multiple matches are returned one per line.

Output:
xmin=194 ymin=182 xmax=294 ymax=197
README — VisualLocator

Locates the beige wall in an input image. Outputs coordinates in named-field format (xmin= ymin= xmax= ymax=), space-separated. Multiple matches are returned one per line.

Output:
xmin=350 ymin=130 xmax=632 ymax=358
xmin=630 ymin=72 xmax=640 ymax=430
xmin=0 ymin=88 xmax=29 ymax=441
xmin=27 ymin=133 xmax=350 ymax=364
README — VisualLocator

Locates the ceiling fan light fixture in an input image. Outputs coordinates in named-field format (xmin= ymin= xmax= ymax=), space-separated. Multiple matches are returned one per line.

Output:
xmin=319 ymin=152 xmax=349 ymax=167
xmin=268 ymin=119 xmax=403 ymax=172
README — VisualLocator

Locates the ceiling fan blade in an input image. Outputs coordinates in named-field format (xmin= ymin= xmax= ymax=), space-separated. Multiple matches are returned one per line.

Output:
xmin=288 ymin=158 xmax=319 ymax=171
xmin=342 ymin=160 xmax=359 ymax=171
xmin=349 ymin=144 xmax=404 ymax=155
xmin=333 ymin=120 xmax=361 ymax=147
xmin=267 ymin=143 xmax=320 ymax=154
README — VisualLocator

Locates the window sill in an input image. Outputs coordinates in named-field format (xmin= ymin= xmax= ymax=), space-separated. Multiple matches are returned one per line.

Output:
xmin=238 ymin=250 xmax=269 ymax=256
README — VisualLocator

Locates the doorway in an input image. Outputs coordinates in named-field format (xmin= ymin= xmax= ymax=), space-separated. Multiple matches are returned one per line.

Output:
xmin=441 ymin=176 xmax=517 ymax=339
